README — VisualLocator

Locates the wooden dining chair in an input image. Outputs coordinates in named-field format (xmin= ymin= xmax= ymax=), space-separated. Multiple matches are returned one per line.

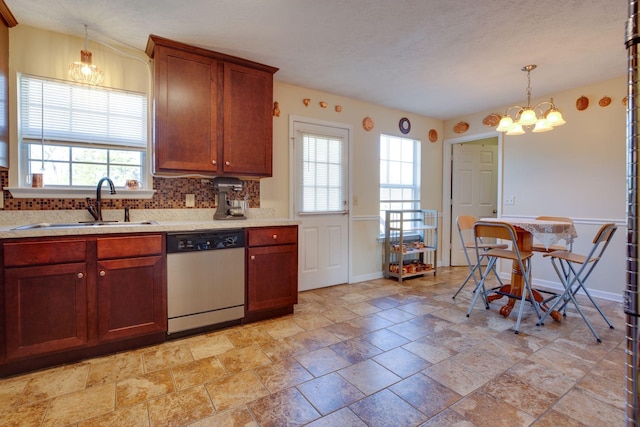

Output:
xmin=467 ymin=220 xmax=542 ymax=334
xmin=452 ymin=215 xmax=506 ymax=300
xmin=537 ymin=223 xmax=617 ymax=342
xmin=532 ymin=215 xmax=574 ymax=253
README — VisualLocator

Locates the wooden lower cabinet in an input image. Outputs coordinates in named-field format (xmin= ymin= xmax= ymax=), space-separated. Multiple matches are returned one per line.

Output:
xmin=97 ymin=255 xmax=165 ymax=342
xmin=0 ymin=234 xmax=166 ymax=376
xmin=4 ymin=262 xmax=88 ymax=361
xmin=96 ymin=234 xmax=166 ymax=343
xmin=245 ymin=226 xmax=298 ymax=323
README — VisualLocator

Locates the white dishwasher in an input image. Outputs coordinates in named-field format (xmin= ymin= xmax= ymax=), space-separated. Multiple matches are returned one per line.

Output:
xmin=166 ymin=229 xmax=245 ymax=336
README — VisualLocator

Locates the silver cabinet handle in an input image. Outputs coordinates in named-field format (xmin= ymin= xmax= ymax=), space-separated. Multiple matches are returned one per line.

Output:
xmin=225 ymin=161 xmax=230 ymax=166
xmin=272 ymin=234 xmax=278 ymax=240
xmin=251 ymin=255 xmax=255 ymax=260
xmin=77 ymin=273 xmax=84 ymax=279
xmin=212 ymin=160 xmax=217 ymax=165
xmin=99 ymin=270 xmax=106 ymax=277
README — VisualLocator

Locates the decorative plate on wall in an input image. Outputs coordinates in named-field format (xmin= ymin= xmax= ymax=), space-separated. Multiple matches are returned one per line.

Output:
xmin=576 ymin=95 xmax=589 ymax=111
xmin=482 ymin=113 xmax=501 ymax=127
xmin=428 ymin=129 xmax=438 ymax=142
xmin=362 ymin=116 xmax=374 ymax=131
xmin=453 ymin=121 xmax=469 ymax=134
xmin=399 ymin=117 xmax=411 ymax=134
xmin=598 ymin=96 xmax=611 ymax=107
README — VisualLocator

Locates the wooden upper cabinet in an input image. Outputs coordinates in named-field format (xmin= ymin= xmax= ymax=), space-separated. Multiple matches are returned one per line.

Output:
xmin=223 ymin=63 xmax=273 ymax=176
xmin=153 ymin=45 xmax=219 ymax=174
xmin=146 ymin=35 xmax=278 ymax=177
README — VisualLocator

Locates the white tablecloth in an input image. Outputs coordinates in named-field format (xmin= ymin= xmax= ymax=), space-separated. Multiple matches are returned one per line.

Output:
xmin=480 ymin=218 xmax=577 ymax=250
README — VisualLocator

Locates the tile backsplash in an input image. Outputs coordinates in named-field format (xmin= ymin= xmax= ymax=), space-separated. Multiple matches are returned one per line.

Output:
xmin=0 ymin=171 xmax=260 ymax=211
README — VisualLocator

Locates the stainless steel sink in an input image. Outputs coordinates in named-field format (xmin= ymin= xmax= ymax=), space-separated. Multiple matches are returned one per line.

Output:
xmin=11 ymin=220 xmax=158 ymax=230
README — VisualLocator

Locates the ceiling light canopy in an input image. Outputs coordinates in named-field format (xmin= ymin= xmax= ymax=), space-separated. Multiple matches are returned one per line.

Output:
xmin=68 ymin=25 xmax=104 ymax=85
xmin=496 ymin=65 xmax=565 ymax=135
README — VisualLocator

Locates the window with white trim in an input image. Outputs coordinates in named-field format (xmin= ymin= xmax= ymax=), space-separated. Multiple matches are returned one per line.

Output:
xmin=18 ymin=74 xmax=147 ymax=188
xmin=295 ymin=128 xmax=347 ymax=214
xmin=380 ymin=134 xmax=421 ymax=235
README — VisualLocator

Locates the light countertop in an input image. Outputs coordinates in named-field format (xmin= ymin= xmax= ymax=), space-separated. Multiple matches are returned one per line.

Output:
xmin=0 ymin=208 xmax=299 ymax=239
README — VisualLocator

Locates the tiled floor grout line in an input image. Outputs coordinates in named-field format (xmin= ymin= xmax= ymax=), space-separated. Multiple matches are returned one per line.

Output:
xmin=0 ymin=267 xmax=627 ymax=426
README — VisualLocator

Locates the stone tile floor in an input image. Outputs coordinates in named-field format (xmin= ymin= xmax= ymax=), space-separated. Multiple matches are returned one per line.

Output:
xmin=0 ymin=267 xmax=628 ymax=426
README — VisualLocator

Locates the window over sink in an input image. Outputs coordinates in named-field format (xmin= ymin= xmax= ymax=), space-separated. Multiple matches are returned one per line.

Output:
xmin=17 ymin=74 xmax=148 ymax=190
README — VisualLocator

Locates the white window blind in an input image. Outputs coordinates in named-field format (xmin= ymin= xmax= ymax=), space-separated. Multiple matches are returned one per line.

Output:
xmin=19 ymin=74 xmax=147 ymax=148
xmin=295 ymin=130 xmax=347 ymax=214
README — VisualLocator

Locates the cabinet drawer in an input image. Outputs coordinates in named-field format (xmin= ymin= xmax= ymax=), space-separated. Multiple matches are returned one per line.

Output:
xmin=247 ymin=226 xmax=297 ymax=247
xmin=97 ymin=234 xmax=164 ymax=259
xmin=3 ymin=240 xmax=87 ymax=267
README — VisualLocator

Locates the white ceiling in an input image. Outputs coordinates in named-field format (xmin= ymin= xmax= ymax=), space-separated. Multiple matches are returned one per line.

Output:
xmin=5 ymin=0 xmax=629 ymax=120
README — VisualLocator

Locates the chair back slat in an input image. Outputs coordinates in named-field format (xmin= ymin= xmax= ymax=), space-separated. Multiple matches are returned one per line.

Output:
xmin=457 ymin=215 xmax=476 ymax=232
xmin=593 ymin=223 xmax=616 ymax=244
xmin=474 ymin=222 xmax=517 ymax=242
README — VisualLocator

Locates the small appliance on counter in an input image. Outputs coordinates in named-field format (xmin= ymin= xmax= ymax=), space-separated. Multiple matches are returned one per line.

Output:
xmin=213 ymin=177 xmax=247 ymax=220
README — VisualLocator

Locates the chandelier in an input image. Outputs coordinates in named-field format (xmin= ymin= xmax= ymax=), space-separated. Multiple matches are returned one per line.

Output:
xmin=68 ymin=25 xmax=104 ymax=85
xmin=496 ymin=65 xmax=565 ymax=135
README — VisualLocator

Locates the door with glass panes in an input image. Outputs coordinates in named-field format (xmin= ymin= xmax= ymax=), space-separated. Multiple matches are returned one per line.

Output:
xmin=292 ymin=119 xmax=349 ymax=291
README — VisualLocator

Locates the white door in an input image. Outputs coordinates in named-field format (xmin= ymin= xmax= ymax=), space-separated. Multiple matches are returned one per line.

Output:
xmin=292 ymin=120 xmax=349 ymax=291
xmin=451 ymin=139 xmax=499 ymax=266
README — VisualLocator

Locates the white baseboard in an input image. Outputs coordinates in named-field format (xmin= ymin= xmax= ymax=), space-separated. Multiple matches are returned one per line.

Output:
xmin=502 ymin=274 xmax=624 ymax=303
xmin=355 ymin=269 xmax=623 ymax=304
xmin=351 ymin=271 xmax=384 ymax=283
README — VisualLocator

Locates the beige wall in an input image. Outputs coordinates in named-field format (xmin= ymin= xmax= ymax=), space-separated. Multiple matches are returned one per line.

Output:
xmin=444 ymin=76 xmax=627 ymax=300
xmin=268 ymin=81 xmax=443 ymax=280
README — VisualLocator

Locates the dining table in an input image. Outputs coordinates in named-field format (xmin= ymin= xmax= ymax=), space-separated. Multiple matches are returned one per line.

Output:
xmin=478 ymin=217 xmax=578 ymax=321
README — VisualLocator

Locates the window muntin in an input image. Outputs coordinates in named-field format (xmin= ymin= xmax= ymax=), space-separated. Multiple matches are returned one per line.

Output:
xmin=380 ymin=134 xmax=421 ymax=234
xmin=18 ymin=74 xmax=147 ymax=188
xmin=25 ymin=143 xmax=142 ymax=187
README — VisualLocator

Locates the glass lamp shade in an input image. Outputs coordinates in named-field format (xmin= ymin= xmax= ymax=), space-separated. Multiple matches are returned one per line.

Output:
xmin=518 ymin=108 xmax=538 ymax=126
xmin=506 ymin=123 xmax=525 ymax=135
xmin=545 ymin=109 xmax=566 ymax=127
xmin=496 ymin=116 xmax=514 ymax=132
xmin=68 ymin=50 xmax=104 ymax=85
xmin=532 ymin=118 xmax=553 ymax=133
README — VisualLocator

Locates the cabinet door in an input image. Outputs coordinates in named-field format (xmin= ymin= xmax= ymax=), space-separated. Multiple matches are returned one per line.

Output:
xmin=4 ymin=263 xmax=88 ymax=361
xmin=96 ymin=256 xmax=166 ymax=342
xmin=154 ymin=45 xmax=219 ymax=174
xmin=247 ymin=244 xmax=298 ymax=312
xmin=223 ymin=62 xmax=273 ymax=176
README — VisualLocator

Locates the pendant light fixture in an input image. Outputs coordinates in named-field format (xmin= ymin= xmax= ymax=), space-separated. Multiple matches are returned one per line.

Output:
xmin=68 ymin=25 xmax=104 ymax=85
xmin=496 ymin=65 xmax=566 ymax=135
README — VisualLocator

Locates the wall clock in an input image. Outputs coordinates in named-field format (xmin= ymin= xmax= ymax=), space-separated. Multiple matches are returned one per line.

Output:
xmin=399 ymin=117 xmax=411 ymax=134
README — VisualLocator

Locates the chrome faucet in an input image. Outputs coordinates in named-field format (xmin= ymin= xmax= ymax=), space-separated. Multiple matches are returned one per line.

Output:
xmin=93 ymin=177 xmax=117 ymax=221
